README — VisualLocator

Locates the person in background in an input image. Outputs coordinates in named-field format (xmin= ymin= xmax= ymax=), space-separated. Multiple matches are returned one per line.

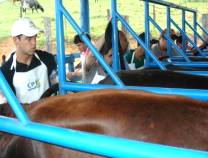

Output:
xmin=91 ymin=20 xmax=129 ymax=83
xmin=125 ymin=32 xmax=146 ymax=70
xmin=190 ymin=36 xmax=208 ymax=55
xmin=0 ymin=18 xmax=57 ymax=104
xmin=175 ymin=34 xmax=192 ymax=51
xmin=99 ymin=20 xmax=129 ymax=70
xmin=66 ymin=33 xmax=96 ymax=83
xmin=151 ymin=29 xmax=177 ymax=61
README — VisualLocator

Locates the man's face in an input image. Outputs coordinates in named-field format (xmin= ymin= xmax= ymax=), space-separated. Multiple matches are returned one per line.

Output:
xmin=104 ymin=49 xmax=112 ymax=65
xmin=159 ymin=38 xmax=167 ymax=51
xmin=76 ymin=42 xmax=87 ymax=52
xmin=14 ymin=35 xmax=37 ymax=56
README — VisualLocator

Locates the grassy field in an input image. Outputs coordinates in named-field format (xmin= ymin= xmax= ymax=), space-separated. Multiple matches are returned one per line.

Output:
xmin=0 ymin=0 xmax=208 ymax=53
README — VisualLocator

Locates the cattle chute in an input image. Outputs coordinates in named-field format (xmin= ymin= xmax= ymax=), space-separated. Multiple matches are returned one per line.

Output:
xmin=0 ymin=0 xmax=208 ymax=157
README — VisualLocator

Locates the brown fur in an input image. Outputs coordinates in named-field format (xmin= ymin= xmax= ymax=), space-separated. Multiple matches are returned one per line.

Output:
xmin=1 ymin=89 xmax=208 ymax=158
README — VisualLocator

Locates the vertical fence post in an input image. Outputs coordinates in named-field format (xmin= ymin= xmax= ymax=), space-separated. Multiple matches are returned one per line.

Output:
xmin=182 ymin=9 xmax=186 ymax=52
xmin=107 ymin=9 xmax=111 ymax=20
xmin=166 ymin=6 xmax=172 ymax=57
xmin=44 ymin=17 xmax=52 ymax=53
xmin=111 ymin=0 xmax=120 ymax=72
xmin=144 ymin=0 xmax=151 ymax=67
xmin=201 ymin=14 xmax=208 ymax=38
xmin=153 ymin=4 xmax=156 ymax=21
xmin=55 ymin=0 xmax=66 ymax=95
xmin=80 ymin=0 xmax=90 ymax=33
xmin=193 ymin=12 xmax=197 ymax=45
xmin=121 ymin=15 xmax=129 ymax=38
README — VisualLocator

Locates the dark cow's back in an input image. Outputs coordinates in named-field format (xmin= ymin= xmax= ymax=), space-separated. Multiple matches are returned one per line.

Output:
xmin=99 ymin=69 xmax=208 ymax=89
xmin=1 ymin=89 xmax=208 ymax=158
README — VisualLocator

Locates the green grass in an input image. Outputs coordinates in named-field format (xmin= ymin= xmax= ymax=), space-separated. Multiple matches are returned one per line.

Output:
xmin=0 ymin=0 xmax=208 ymax=52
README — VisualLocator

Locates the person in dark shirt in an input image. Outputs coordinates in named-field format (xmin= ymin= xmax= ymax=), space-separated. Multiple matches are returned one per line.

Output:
xmin=0 ymin=18 xmax=57 ymax=104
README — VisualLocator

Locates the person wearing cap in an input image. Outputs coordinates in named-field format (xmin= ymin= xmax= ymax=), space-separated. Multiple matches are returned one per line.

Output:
xmin=0 ymin=18 xmax=57 ymax=104
xmin=67 ymin=33 xmax=96 ymax=84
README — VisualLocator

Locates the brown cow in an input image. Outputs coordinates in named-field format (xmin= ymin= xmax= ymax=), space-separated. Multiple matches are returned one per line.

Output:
xmin=1 ymin=89 xmax=208 ymax=158
xmin=99 ymin=69 xmax=208 ymax=89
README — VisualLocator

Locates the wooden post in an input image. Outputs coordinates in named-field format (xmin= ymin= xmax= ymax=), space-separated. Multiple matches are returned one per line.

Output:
xmin=44 ymin=17 xmax=52 ymax=53
xmin=107 ymin=9 xmax=111 ymax=20
xmin=20 ymin=0 xmax=23 ymax=18
xmin=121 ymin=15 xmax=129 ymax=37
xmin=153 ymin=4 xmax=156 ymax=21
xmin=202 ymin=14 xmax=208 ymax=38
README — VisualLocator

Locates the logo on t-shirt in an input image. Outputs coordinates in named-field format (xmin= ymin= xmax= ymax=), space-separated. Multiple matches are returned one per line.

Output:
xmin=27 ymin=80 xmax=41 ymax=91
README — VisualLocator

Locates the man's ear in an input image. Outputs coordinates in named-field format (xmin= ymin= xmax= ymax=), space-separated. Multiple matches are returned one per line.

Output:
xmin=12 ymin=36 xmax=20 ymax=45
xmin=12 ymin=36 xmax=17 ymax=43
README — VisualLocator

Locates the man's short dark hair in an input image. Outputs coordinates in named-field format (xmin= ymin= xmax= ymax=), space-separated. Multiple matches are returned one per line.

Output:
xmin=138 ymin=32 xmax=145 ymax=46
xmin=73 ymin=33 xmax=91 ymax=44
xmin=137 ymin=32 xmax=158 ymax=46
xmin=160 ymin=29 xmax=177 ymax=40
xmin=176 ymin=35 xmax=182 ymax=44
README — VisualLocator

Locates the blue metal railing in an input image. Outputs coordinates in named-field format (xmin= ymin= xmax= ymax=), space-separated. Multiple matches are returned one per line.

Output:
xmin=148 ymin=16 xmax=191 ymax=62
xmin=116 ymin=12 xmax=167 ymax=70
xmin=0 ymin=0 xmax=208 ymax=157
xmin=56 ymin=1 xmax=124 ymax=94
xmin=197 ymin=22 xmax=208 ymax=38
xmin=143 ymin=0 xmax=208 ymax=74
xmin=0 ymin=71 xmax=30 ymax=124
xmin=1 ymin=116 xmax=208 ymax=158
xmin=142 ymin=0 xmax=196 ymax=12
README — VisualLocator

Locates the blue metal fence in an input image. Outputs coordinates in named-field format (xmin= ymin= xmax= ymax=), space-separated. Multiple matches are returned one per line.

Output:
xmin=0 ymin=0 xmax=208 ymax=157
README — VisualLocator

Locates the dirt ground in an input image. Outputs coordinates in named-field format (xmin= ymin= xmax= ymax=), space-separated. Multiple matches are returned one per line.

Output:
xmin=0 ymin=38 xmax=15 ymax=63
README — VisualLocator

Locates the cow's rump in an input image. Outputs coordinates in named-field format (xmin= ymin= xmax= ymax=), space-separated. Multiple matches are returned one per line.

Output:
xmin=1 ymin=89 xmax=208 ymax=158
xmin=99 ymin=69 xmax=208 ymax=89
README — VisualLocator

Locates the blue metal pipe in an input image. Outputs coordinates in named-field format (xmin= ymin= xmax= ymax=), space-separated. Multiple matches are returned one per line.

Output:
xmin=80 ymin=0 xmax=89 ymax=33
xmin=166 ymin=6 xmax=172 ymax=57
xmin=197 ymin=22 xmax=208 ymax=37
xmin=182 ymin=10 xmax=186 ymax=53
xmin=144 ymin=0 xmax=151 ymax=67
xmin=111 ymin=0 xmax=120 ymax=71
xmin=193 ymin=12 xmax=197 ymax=44
xmin=1 ymin=117 xmax=207 ymax=158
xmin=170 ymin=18 xmax=206 ymax=57
xmin=185 ymin=20 xmax=206 ymax=57
xmin=0 ymin=71 xmax=30 ymax=124
xmin=186 ymin=21 xmax=205 ymax=43
xmin=149 ymin=17 xmax=191 ymax=62
xmin=192 ymin=30 xmax=206 ymax=44
xmin=55 ymin=0 xmax=67 ymax=95
xmin=79 ymin=33 xmax=124 ymax=87
xmin=117 ymin=12 xmax=167 ymax=70
xmin=61 ymin=81 xmax=208 ymax=102
xmin=141 ymin=0 xmax=196 ymax=13
xmin=172 ymin=62 xmax=208 ymax=67
xmin=58 ymin=4 xmax=124 ymax=87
